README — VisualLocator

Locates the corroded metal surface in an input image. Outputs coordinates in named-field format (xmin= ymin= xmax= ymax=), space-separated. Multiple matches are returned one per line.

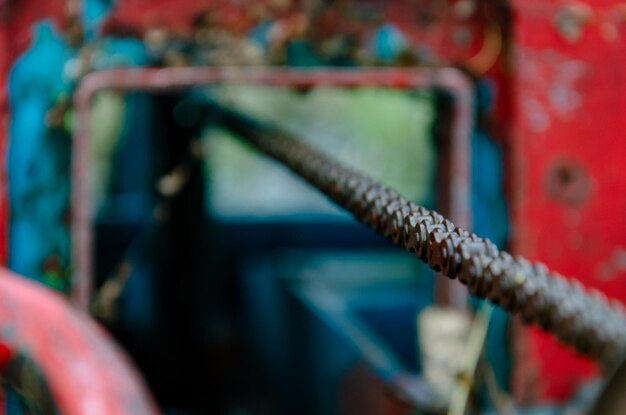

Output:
xmin=207 ymin=101 xmax=626 ymax=365
xmin=510 ymin=0 xmax=626 ymax=400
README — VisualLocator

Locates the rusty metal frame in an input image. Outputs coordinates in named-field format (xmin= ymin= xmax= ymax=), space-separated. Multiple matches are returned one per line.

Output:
xmin=72 ymin=66 xmax=474 ymax=311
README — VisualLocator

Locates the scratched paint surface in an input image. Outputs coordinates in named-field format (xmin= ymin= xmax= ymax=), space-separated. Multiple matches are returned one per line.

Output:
xmin=511 ymin=0 xmax=626 ymax=403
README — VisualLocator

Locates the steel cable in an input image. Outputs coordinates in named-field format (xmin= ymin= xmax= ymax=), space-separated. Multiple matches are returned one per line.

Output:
xmin=204 ymin=100 xmax=626 ymax=365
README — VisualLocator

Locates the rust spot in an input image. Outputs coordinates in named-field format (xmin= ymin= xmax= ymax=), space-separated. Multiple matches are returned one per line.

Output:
xmin=545 ymin=161 xmax=591 ymax=205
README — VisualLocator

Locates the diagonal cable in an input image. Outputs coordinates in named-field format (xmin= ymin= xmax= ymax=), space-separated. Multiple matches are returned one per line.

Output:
xmin=204 ymin=100 xmax=626 ymax=365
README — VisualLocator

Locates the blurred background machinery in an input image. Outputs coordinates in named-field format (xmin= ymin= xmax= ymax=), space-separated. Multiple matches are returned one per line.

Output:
xmin=1 ymin=0 xmax=626 ymax=414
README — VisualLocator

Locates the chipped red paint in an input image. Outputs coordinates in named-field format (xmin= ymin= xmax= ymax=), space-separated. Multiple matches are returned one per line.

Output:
xmin=0 ymin=268 xmax=159 ymax=414
xmin=510 ymin=0 xmax=626 ymax=403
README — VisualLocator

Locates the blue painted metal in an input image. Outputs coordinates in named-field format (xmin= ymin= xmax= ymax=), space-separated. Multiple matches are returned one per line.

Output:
xmin=8 ymin=21 xmax=75 ymax=289
xmin=7 ymin=13 xmax=148 ymax=290
xmin=83 ymin=0 xmax=116 ymax=39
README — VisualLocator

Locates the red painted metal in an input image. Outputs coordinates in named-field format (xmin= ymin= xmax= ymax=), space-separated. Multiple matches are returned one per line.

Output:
xmin=0 ymin=267 xmax=158 ymax=414
xmin=71 ymin=66 xmax=474 ymax=311
xmin=510 ymin=0 xmax=626 ymax=404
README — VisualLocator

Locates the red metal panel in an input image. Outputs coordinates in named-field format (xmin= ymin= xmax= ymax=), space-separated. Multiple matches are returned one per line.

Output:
xmin=511 ymin=0 xmax=626 ymax=403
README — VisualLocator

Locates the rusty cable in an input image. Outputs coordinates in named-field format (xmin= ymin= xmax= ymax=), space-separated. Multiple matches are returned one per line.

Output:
xmin=205 ymin=101 xmax=626 ymax=365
